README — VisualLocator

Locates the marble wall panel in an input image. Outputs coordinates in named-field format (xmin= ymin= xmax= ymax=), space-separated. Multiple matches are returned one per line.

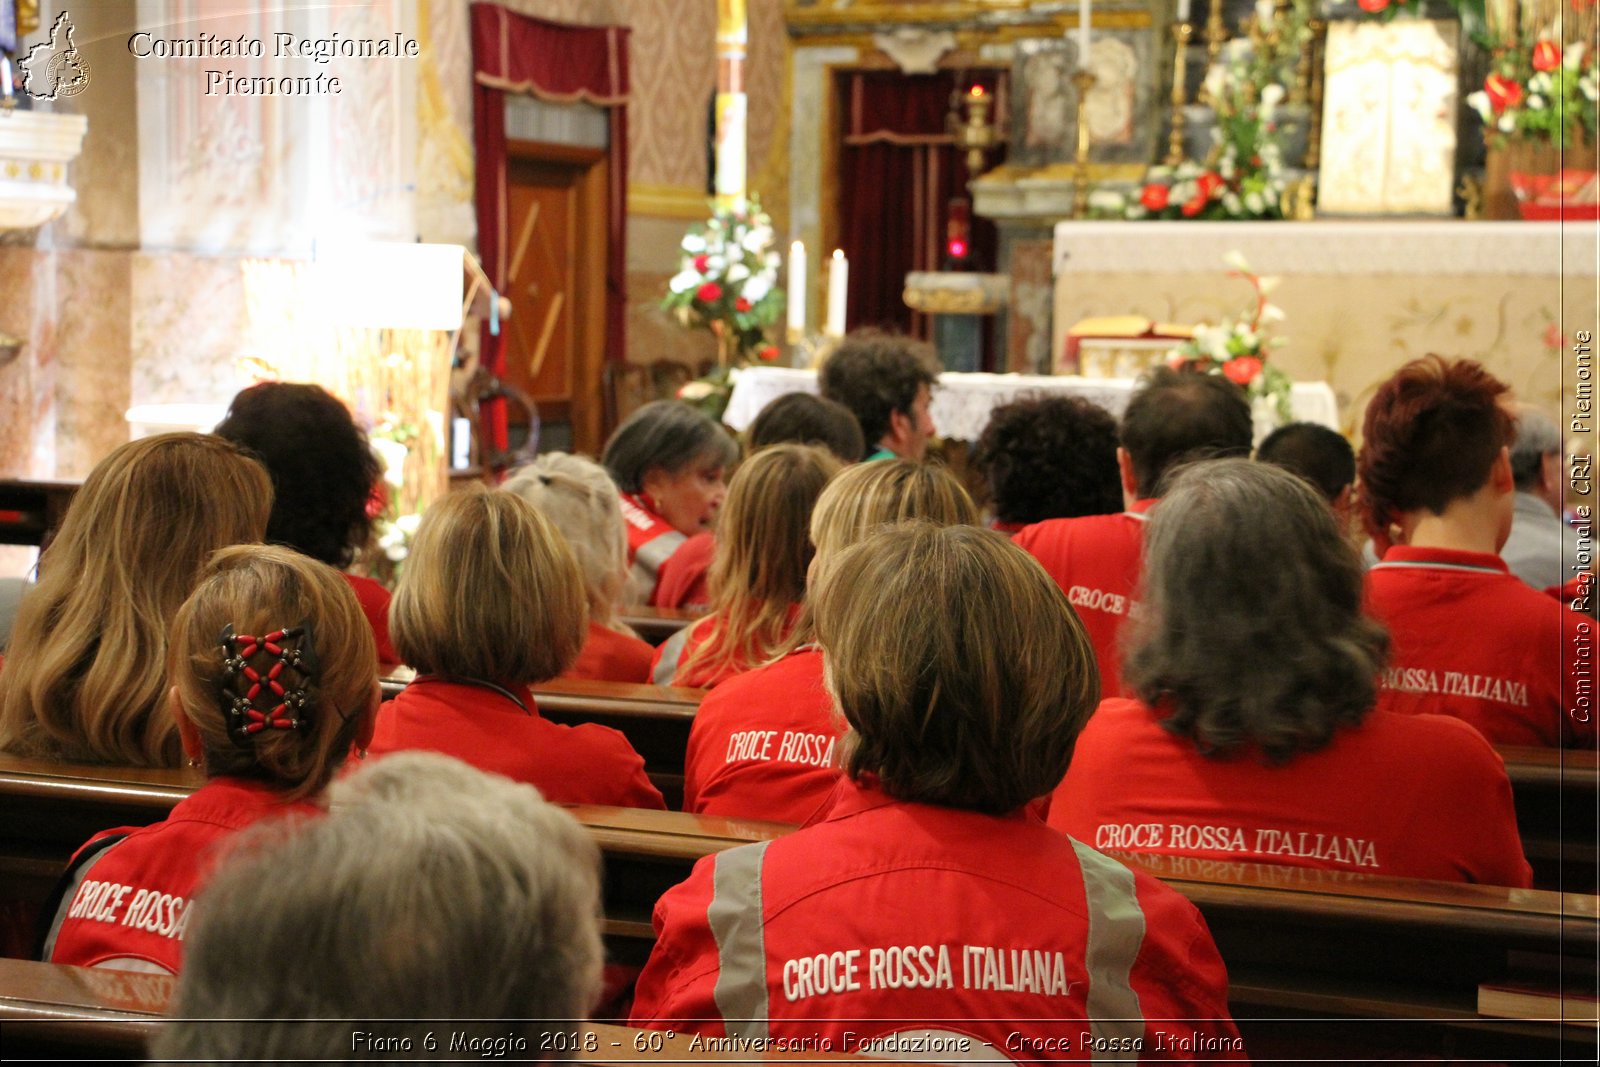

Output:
xmin=0 ymin=247 xmax=51 ymax=479
xmin=128 ymin=254 xmax=253 ymax=410
xmin=53 ymin=250 xmax=133 ymax=479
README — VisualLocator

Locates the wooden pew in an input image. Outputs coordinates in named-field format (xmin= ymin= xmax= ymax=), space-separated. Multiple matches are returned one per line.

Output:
xmin=1499 ymin=744 xmax=1600 ymax=894
xmin=4 ymin=755 xmax=1595 ymax=1060
xmin=618 ymin=606 xmax=702 ymax=647
xmin=0 ymin=958 xmax=877 ymax=1063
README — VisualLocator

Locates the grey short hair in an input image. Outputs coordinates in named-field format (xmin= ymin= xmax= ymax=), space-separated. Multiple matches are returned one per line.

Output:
xmin=504 ymin=453 xmax=629 ymax=625
xmin=1123 ymin=459 xmax=1388 ymax=761
xmin=601 ymin=400 xmax=738 ymax=494
xmin=1510 ymin=406 xmax=1561 ymax=491
xmin=150 ymin=752 xmax=603 ymax=1063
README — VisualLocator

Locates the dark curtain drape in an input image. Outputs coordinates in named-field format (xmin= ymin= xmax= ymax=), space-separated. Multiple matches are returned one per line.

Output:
xmin=836 ymin=68 xmax=1006 ymax=340
xmin=470 ymin=3 xmax=629 ymax=453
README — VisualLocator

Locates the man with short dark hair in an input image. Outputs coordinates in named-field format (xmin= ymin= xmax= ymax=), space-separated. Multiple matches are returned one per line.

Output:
xmin=1016 ymin=368 xmax=1252 ymax=696
xmin=819 ymin=329 xmax=940 ymax=461
xmin=1256 ymin=421 xmax=1357 ymax=515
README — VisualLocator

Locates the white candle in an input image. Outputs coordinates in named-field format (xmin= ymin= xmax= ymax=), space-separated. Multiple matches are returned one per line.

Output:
xmin=825 ymin=249 xmax=849 ymax=339
xmin=1077 ymin=0 xmax=1092 ymax=69
xmin=787 ymin=241 xmax=806 ymax=335
xmin=1177 ymin=0 xmax=1191 ymax=22
xmin=0 ymin=59 xmax=11 ymax=98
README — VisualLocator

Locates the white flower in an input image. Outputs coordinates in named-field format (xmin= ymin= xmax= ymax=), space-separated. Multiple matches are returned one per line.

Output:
xmin=1223 ymin=192 xmax=1243 ymax=214
xmin=1529 ymin=94 xmax=1547 ymax=110
xmin=765 ymin=252 xmax=781 ymax=270
xmin=741 ymin=225 xmax=773 ymax=254
xmin=1088 ymin=189 xmax=1124 ymax=210
xmin=1197 ymin=325 xmax=1231 ymax=360
xmin=1583 ymin=75 xmax=1598 ymax=102
xmin=727 ymin=263 xmax=750 ymax=284
xmin=1260 ymin=83 xmax=1286 ymax=107
xmin=1498 ymin=113 xmax=1516 ymax=133
xmin=371 ymin=437 xmax=408 ymax=489
xmin=1465 ymin=90 xmax=1492 ymax=121
xmin=396 ymin=512 xmax=422 ymax=537
xmin=1531 ymin=72 xmax=1552 ymax=93
xmin=1223 ymin=250 xmax=1252 ymax=272
xmin=741 ymin=275 xmax=772 ymax=304
xmin=680 ymin=233 xmax=706 ymax=254
xmin=1126 ymin=204 xmax=1149 ymax=219
xmin=1259 ymin=302 xmax=1287 ymax=323
xmin=1172 ymin=180 xmax=1197 ymax=202
xmin=1257 ymin=275 xmax=1281 ymax=295
xmin=704 ymin=254 xmax=726 ymax=273
xmin=1219 ymin=156 xmax=1236 ymax=179
xmin=669 ymin=269 xmax=700 ymax=293
xmin=1568 ymin=42 xmax=1588 ymax=69
xmin=678 ymin=381 xmax=715 ymax=401
xmin=1244 ymin=190 xmax=1265 ymax=214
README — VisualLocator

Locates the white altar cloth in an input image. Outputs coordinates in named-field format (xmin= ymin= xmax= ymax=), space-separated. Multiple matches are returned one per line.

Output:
xmin=723 ymin=366 xmax=1340 ymax=442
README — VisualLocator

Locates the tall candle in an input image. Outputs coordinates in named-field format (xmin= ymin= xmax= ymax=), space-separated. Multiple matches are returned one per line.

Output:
xmin=787 ymin=241 xmax=806 ymax=335
xmin=0 ymin=58 xmax=11 ymax=98
xmin=825 ymin=249 xmax=849 ymax=338
xmin=1077 ymin=0 xmax=1092 ymax=68
xmin=1177 ymin=0 xmax=1191 ymax=21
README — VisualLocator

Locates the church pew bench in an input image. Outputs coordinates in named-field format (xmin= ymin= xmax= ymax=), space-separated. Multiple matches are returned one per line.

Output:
xmin=1498 ymin=744 xmax=1599 ymax=893
xmin=618 ymin=605 xmax=704 ymax=646
xmin=3 ymin=755 xmax=1595 ymax=1059
xmin=0 ymin=958 xmax=880 ymax=1063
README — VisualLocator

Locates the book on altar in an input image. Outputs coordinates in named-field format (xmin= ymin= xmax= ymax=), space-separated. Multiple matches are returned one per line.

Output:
xmin=1061 ymin=317 xmax=1197 ymax=379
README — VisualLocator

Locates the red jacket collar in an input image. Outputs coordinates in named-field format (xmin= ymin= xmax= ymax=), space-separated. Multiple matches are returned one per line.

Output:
xmin=1375 ymin=545 xmax=1508 ymax=574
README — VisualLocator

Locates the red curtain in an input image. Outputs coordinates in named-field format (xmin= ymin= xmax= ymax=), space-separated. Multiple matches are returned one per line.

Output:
xmin=470 ymin=3 xmax=629 ymax=453
xmin=836 ymin=68 xmax=1006 ymax=340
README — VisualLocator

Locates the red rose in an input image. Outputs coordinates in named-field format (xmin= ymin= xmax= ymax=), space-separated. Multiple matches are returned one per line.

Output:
xmin=1485 ymin=74 xmax=1523 ymax=113
xmin=1140 ymin=183 xmax=1170 ymax=211
xmin=1223 ymin=356 xmax=1262 ymax=385
xmin=695 ymin=282 xmax=722 ymax=303
xmin=758 ymin=344 xmax=780 ymax=362
xmin=1357 ymin=0 xmax=1388 ymax=11
xmin=1181 ymin=194 xmax=1208 ymax=218
xmin=693 ymin=254 xmax=710 ymax=272
xmin=1532 ymin=39 xmax=1562 ymax=72
xmin=1196 ymin=171 xmax=1224 ymax=199
xmin=735 ymin=297 xmax=752 ymax=313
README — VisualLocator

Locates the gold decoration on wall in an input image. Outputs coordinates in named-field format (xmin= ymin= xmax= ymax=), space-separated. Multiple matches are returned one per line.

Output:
xmin=16 ymin=0 xmax=40 ymax=38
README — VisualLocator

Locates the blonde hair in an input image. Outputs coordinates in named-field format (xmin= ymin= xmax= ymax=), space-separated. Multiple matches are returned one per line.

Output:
xmin=502 ymin=454 xmax=631 ymax=632
xmin=0 ymin=434 xmax=272 ymax=767
xmin=813 ymin=523 xmax=1098 ymax=813
xmin=674 ymin=445 xmax=840 ymax=684
xmin=390 ymin=489 xmax=587 ymax=685
xmin=168 ymin=545 xmax=375 ymax=802
xmin=777 ymin=460 xmax=979 ymax=654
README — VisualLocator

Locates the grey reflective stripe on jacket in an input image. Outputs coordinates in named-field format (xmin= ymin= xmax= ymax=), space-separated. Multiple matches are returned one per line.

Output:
xmin=1071 ymin=837 xmax=1148 ymax=1060
xmin=631 ymin=529 xmax=688 ymax=596
xmin=708 ymin=840 xmax=772 ymax=1041
xmin=652 ymin=625 xmax=691 ymax=686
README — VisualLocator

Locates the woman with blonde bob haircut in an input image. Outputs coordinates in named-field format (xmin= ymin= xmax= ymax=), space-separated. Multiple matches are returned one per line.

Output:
xmin=652 ymin=444 xmax=841 ymax=688
xmin=0 ymin=433 xmax=272 ymax=767
xmin=503 ymin=454 xmax=655 ymax=683
xmin=370 ymin=489 xmax=664 ymax=808
xmin=43 ymin=544 xmax=380 ymax=975
xmin=633 ymin=524 xmax=1243 ymax=1057
xmin=681 ymin=459 xmax=978 ymax=823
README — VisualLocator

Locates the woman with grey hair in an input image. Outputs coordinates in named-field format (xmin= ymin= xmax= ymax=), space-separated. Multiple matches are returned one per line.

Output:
xmin=503 ymin=453 xmax=655 ymax=682
xmin=601 ymin=400 xmax=738 ymax=604
xmin=150 ymin=752 xmax=603 ymax=1063
xmin=1049 ymin=459 xmax=1531 ymax=887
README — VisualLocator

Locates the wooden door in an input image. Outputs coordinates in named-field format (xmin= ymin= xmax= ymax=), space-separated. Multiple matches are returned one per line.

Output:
xmin=502 ymin=140 xmax=609 ymax=455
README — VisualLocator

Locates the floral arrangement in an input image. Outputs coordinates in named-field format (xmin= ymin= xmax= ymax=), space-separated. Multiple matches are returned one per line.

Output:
xmin=662 ymin=195 xmax=785 ymax=418
xmin=365 ymin=416 xmax=423 ymax=581
xmin=1467 ymin=35 xmax=1598 ymax=148
xmin=1095 ymin=0 xmax=1312 ymax=221
xmin=1166 ymin=252 xmax=1294 ymax=423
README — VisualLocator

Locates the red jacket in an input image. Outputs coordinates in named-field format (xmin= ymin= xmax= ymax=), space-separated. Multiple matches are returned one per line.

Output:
xmin=621 ymin=493 xmax=688 ymax=605
xmin=1365 ymin=545 xmax=1595 ymax=747
xmin=1050 ymin=697 xmax=1532 ymax=888
xmin=563 ymin=621 xmax=655 ymax=684
xmin=631 ymin=778 xmax=1244 ymax=1061
xmin=650 ymin=607 xmax=800 ymax=689
xmin=343 ymin=573 xmax=400 ymax=666
xmin=368 ymin=677 xmax=665 ymax=809
xmin=1014 ymin=499 xmax=1156 ymax=698
xmin=653 ymin=532 xmax=714 ymax=610
xmin=44 ymin=777 xmax=321 ymax=974
xmin=683 ymin=648 xmax=841 ymax=825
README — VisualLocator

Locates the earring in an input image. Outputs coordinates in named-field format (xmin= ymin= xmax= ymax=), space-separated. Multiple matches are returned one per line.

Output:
xmin=357 ymin=747 xmax=368 ymax=761
xmin=186 ymin=757 xmax=201 ymax=769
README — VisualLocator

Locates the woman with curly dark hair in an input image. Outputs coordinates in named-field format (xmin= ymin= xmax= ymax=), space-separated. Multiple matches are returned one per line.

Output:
xmin=215 ymin=383 xmax=397 ymax=664
xmin=1048 ymin=459 xmax=1531 ymax=887
xmin=971 ymin=395 xmax=1122 ymax=533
